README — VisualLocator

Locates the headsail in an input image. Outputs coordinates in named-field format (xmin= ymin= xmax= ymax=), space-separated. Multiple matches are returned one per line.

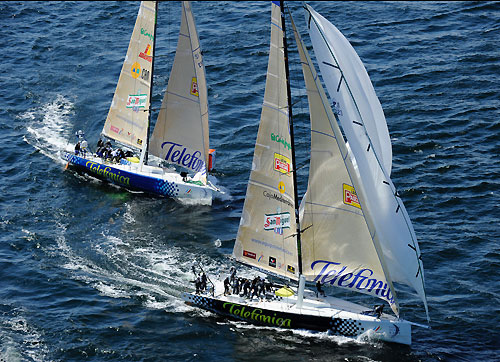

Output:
xmin=149 ymin=1 xmax=209 ymax=179
xmin=305 ymin=5 xmax=428 ymax=319
xmin=232 ymin=1 xmax=299 ymax=281
xmin=289 ymin=14 xmax=399 ymax=314
xmin=102 ymin=1 xmax=156 ymax=151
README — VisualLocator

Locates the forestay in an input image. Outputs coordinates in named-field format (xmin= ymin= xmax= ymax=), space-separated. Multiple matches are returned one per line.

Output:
xmin=232 ymin=2 xmax=298 ymax=281
xmin=102 ymin=1 xmax=156 ymax=150
xmin=306 ymin=5 xmax=428 ymax=319
xmin=149 ymin=1 xmax=209 ymax=178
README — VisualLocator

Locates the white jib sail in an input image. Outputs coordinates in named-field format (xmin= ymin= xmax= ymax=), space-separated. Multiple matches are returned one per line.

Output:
xmin=232 ymin=2 xmax=299 ymax=281
xmin=102 ymin=1 xmax=156 ymax=151
xmin=290 ymin=16 xmax=399 ymax=315
xmin=149 ymin=1 xmax=209 ymax=179
xmin=306 ymin=5 xmax=428 ymax=319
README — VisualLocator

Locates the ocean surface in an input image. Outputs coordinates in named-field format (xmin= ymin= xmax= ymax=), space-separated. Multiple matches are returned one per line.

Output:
xmin=1 ymin=1 xmax=499 ymax=361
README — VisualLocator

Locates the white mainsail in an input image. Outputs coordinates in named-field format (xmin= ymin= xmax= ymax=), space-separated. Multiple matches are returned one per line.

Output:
xmin=290 ymin=16 xmax=400 ymax=314
xmin=102 ymin=1 xmax=156 ymax=151
xmin=305 ymin=5 xmax=428 ymax=319
xmin=232 ymin=2 xmax=298 ymax=280
xmin=149 ymin=1 xmax=209 ymax=178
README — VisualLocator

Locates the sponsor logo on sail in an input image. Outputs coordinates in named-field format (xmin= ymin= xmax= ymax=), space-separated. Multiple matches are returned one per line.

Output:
xmin=141 ymin=27 xmax=154 ymax=42
xmin=271 ymin=133 xmax=291 ymax=151
xmin=190 ymin=77 xmax=199 ymax=96
xmin=126 ymin=94 xmax=147 ymax=109
xmin=250 ymin=238 xmax=293 ymax=256
xmin=273 ymin=153 xmax=290 ymax=174
xmin=262 ymin=191 xmax=293 ymax=208
xmin=139 ymin=44 xmax=152 ymax=62
xmin=160 ymin=142 xmax=206 ymax=173
xmin=332 ymin=100 xmax=343 ymax=116
xmin=269 ymin=256 xmax=276 ymax=268
xmin=278 ymin=181 xmax=285 ymax=194
xmin=264 ymin=212 xmax=290 ymax=231
xmin=222 ymin=303 xmax=291 ymax=328
xmin=343 ymin=183 xmax=361 ymax=209
xmin=311 ymin=260 xmax=395 ymax=305
xmin=287 ymin=265 xmax=296 ymax=274
xmin=131 ymin=62 xmax=141 ymax=79
xmin=110 ymin=125 xmax=120 ymax=134
xmin=131 ymin=63 xmax=150 ymax=81
xmin=243 ymin=250 xmax=256 ymax=259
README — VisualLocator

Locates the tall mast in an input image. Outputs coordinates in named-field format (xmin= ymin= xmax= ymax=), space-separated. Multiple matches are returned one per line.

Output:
xmin=280 ymin=1 xmax=302 ymax=276
xmin=143 ymin=1 xmax=158 ymax=165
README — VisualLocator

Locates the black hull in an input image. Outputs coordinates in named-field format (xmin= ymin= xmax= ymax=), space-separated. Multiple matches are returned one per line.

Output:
xmin=183 ymin=293 xmax=365 ymax=338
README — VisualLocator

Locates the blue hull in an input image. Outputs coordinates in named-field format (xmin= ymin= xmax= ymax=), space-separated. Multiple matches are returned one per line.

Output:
xmin=62 ymin=152 xmax=212 ymax=201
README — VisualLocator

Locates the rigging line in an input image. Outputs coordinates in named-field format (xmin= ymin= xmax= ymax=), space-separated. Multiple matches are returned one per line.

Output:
xmin=281 ymin=0 xmax=302 ymax=276
xmin=284 ymin=221 xmax=314 ymax=239
xmin=141 ymin=107 xmax=167 ymax=112
xmin=142 ymin=1 xmax=158 ymax=165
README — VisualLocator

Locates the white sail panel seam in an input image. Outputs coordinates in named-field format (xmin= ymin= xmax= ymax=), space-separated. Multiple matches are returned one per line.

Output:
xmin=165 ymin=90 xmax=201 ymax=105
xmin=271 ymin=21 xmax=283 ymax=31
xmin=311 ymin=129 xmax=336 ymax=140
xmin=248 ymin=179 xmax=294 ymax=205
xmin=115 ymin=114 xmax=145 ymax=130
xmin=304 ymin=201 xmax=364 ymax=217
xmin=263 ymin=102 xmax=289 ymax=118
xmin=141 ymin=3 xmax=155 ymax=13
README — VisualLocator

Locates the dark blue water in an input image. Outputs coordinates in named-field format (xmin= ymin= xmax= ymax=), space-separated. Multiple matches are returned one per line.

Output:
xmin=2 ymin=1 xmax=499 ymax=361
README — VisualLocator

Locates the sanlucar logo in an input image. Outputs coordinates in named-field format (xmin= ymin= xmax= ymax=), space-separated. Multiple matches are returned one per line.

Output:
xmin=263 ymin=212 xmax=290 ymax=231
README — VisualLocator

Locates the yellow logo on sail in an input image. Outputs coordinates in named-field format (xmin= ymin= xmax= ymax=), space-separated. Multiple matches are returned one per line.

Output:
xmin=131 ymin=62 xmax=141 ymax=79
xmin=278 ymin=181 xmax=285 ymax=194
xmin=343 ymin=183 xmax=361 ymax=209
xmin=273 ymin=153 xmax=290 ymax=174
xmin=190 ymin=77 xmax=199 ymax=96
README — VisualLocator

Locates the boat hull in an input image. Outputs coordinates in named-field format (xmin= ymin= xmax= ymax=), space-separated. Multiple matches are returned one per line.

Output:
xmin=182 ymin=290 xmax=411 ymax=345
xmin=62 ymin=151 xmax=215 ymax=204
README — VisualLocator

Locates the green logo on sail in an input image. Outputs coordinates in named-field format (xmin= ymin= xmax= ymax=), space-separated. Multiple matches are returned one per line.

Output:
xmin=271 ymin=133 xmax=291 ymax=151
xmin=141 ymin=28 xmax=154 ymax=41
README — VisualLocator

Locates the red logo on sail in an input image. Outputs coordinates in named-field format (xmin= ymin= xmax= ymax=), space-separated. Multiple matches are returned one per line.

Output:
xmin=274 ymin=153 xmax=290 ymax=174
xmin=139 ymin=44 xmax=152 ymax=63
xmin=190 ymin=77 xmax=199 ymax=96
xmin=343 ymin=183 xmax=361 ymax=209
xmin=243 ymin=250 xmax=256 ymax=259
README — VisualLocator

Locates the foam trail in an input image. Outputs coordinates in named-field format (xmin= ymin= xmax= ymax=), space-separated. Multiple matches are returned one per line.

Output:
xmin=22 ymin=95 xmax=75 ymax=163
